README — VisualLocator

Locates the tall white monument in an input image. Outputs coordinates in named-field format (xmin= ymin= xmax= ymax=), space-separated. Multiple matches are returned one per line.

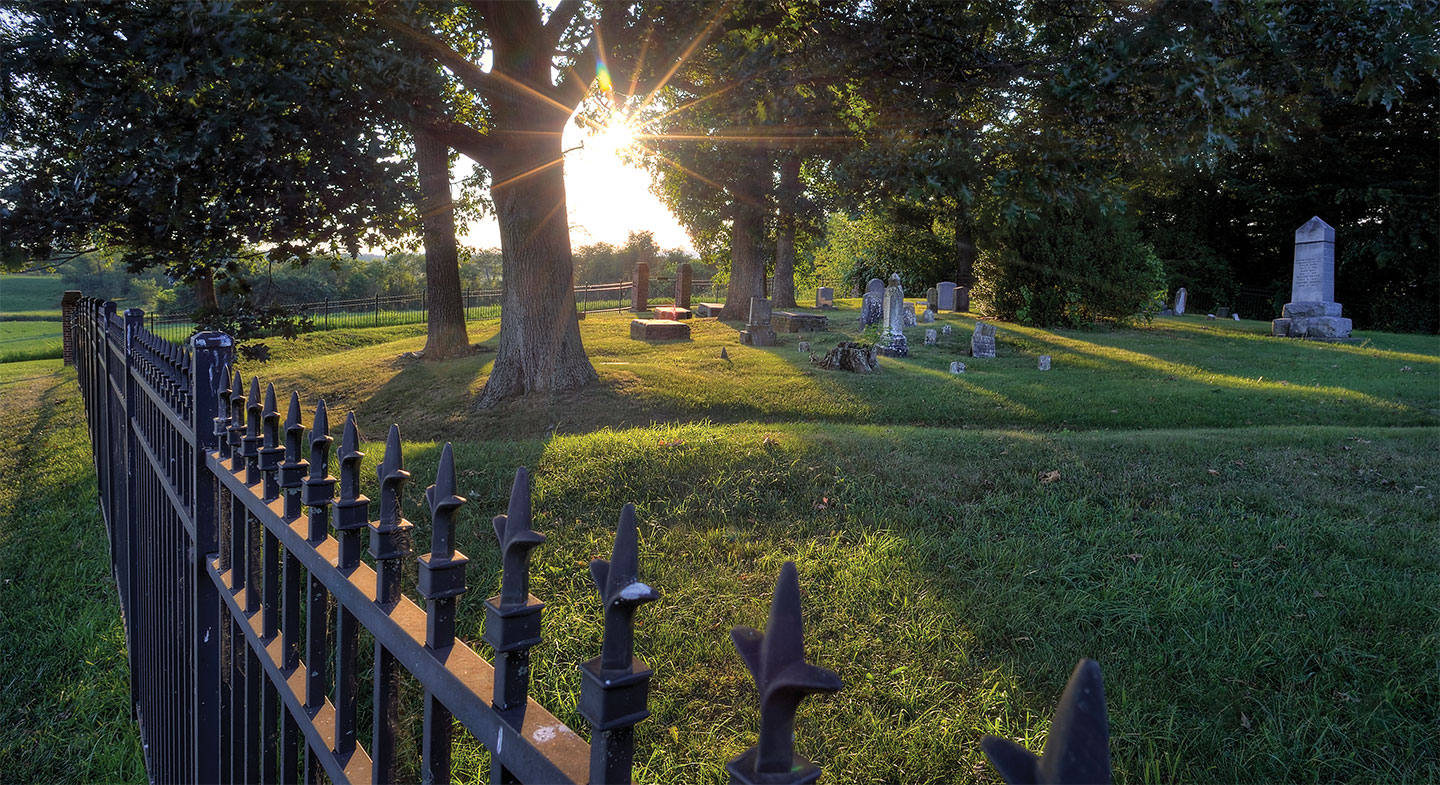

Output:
xmin=1273 ymin=217 xmax=1352 ymax=340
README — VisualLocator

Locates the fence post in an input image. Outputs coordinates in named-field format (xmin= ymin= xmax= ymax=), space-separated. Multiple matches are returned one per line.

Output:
xmin=375 ymin=295 xmax=380 ymax=327
xmin=190 ymin=331 xmax=233 ymax=784
xmin=61 ymin=290 xmax=81 ymax=366
xmin=121 ymin=308 xmax=143 ymax=722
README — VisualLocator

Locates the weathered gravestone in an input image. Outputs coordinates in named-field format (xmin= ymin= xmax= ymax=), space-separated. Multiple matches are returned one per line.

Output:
xmin=866 ymin=277 xmax=885 ymax=299
xmin=941 ymin=324 xmax=953 ymax=336
xmin=860 ymin=292 xmax=883 ymax=326
xmin=1037 ymin=355 xmax=1051 ymax=371
xmin=879 ymin=274 xmax=909 ymax=357
xmin=1174 ymin=287 xmax=1186 ymax=316
xmin=924 ymin=329 xmax=937 ymax=345
xmin=949 ymin=361 xmax=966 ymax=374
xmin=816 ymin=287 xmax=835 ymax=309
xmin=630 ymin=319 xmax=689 ymax=340
xmin=798 ymin=341 xmax=811 ymax=353
xmin=921 ymin=309 xmax=935 ymax=323
xmin=1273 ymin=216 xmax=1352 ymax=340
xmin=936 ymin=282 xmax=957 ymax=311
xmin=971 ymin=321 xmax=997 ymax=358
xmin=926 ymin=287 xmax=939 ymax=310
xmin=902 ymin=302 xmax=918 ymax=328
xmin=694 ymin=302 xmax=725 ymax=318
xmin=772 ymin=312 xmax=829 ymax=332
xmin=739 ymin=297 xmax=778 ymax=346
xmin=675 ymin=262 xmax=693 ymax=309
xmin=631 ymin=261 xmax=649 ymax=312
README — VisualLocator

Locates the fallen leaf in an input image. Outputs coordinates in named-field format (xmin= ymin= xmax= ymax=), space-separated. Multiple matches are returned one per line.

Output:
xmin=1039 ymin=470 xmax=1061 ymax=483
xmin=1207 ymin=468 xmax=1220 ymax=476
xmin=1240 ymin=712 xmax=1252 ymax=730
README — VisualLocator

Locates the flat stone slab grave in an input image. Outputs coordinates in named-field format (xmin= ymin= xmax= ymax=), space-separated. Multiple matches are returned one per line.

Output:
xmin=653 ymin=306 xmax=692 ymax=320
xmin=630 ymin=319 xmax=691 ymax=340
xmin=694 ymin=302 xmax=726 ymax=318
xmin=771 ymin=311 xmax=829 ymax=332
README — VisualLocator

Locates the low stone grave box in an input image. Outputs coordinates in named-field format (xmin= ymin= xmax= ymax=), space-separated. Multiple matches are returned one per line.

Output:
xmin=772 ymin=311 xmax=829 ymax=333
xmin=653 ymin=306 xmax=692 ymax=320
xmin=630 ymin=319 xmax=691 ymax=340
xmin=694 ymin=302 xmax=726 ymax=318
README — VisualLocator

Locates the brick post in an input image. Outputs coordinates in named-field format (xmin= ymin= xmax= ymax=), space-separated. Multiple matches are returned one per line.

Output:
xmin=61 ymin=290 xmax=82 ymax=366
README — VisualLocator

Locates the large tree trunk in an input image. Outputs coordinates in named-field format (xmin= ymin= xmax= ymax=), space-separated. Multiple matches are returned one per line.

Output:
xmin=476 ymin=128 xmax=596 ymax=407
xmin=954 ymin=208 xmax=976 ymax=286
xmin=723 ymin=151 xmax=770 ymax=319
xmin=194 ymin=267 xmax=217 ymax=309
xmin=772 ymin=154 xmax=800 ymax=308
xmin=416 ymin=127 xmax=470 ymax=359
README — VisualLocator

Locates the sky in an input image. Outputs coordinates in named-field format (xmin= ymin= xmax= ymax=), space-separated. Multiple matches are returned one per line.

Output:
xmin=458 ymin=114 xmax=696 ymax=253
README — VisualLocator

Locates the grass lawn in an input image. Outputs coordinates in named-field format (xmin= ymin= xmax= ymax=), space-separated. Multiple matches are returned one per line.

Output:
xmin=3 ymin=305 xmax=1437 ymax=783
xmin=0 ymin=319 xmax=64 ymax=363
xmin=0 ymin=273 xmax=67 ymax=317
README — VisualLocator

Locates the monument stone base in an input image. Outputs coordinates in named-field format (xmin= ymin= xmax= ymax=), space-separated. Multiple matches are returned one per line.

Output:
xmin=630 ymin=319 xmax=690 ymax=340
xmin=739 ymin=328 xmax=777 ymax=346
xmin=877 ymin=332 xmax=908 ymax=357
xmin=1274 ymin=301 xmax=1351 ymax=340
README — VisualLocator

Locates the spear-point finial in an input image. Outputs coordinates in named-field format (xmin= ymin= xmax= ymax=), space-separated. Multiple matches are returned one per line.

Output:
xmin=263 ymin=383 xmax=279 ymax=433
xmin=230 ymin=369 xmax=246 ymax=419
xmin=377 ymin=424 xmax=410 ymax=527
xmin=425 ymin=443 xmax=466 ymax=560
xmin=981 ymin=660 xmax=1111 ymax=785
xmin=284 ymin=391 xmax=303 ymax=456
xmin=493 ymin=467 xmax=545 ymax=607
xmin=307 ymin=399 xmax=332 ymax=479
xmin=248 ymin=376 xmax=261 ymax=411
xmin=728 ymin=561 xmax=842 ymax=779
xmin=591 ymin=503 xmax=658 ymax=673
xmin=339 ymin=413 xmax=364 ymax=500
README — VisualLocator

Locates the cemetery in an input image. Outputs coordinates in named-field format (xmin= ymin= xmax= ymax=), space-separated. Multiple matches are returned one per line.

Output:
xmin=1 ymin=2 xmax=1436 ymax=784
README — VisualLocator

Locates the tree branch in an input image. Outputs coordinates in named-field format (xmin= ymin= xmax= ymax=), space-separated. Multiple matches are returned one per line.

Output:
xmin=376 ymin=13 xmax=503 ymax=100
xmin=544 ymin=0 xmax=584 ymax=51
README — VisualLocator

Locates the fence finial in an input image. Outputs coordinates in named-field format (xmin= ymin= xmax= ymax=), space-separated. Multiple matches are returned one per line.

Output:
xmin=215 ymin=363 xmax=233 ymax=459
xmin=981 ymin=659 xmax=1111 ymax=785
xmin=427 ymin=443 xmax=466 ymax=561
xmin=333 ymin=413 xmax=369 ymax=570
xmin=419 ymin=442 xmax=469 ymax=651
xmin=227 ymin=369 xmax=246 ymax=470
xmin=495 ymin=467 xmax=545 ymax=607
xmin=727 ymin=561 xmax=842 ymax=785
xmin=592 ymin=503 xmax=658 ymax=674
xmin=279 ymin=391 xmax=309 ymax=520
xmin=372 ymin=424 xmax=412 ymax=607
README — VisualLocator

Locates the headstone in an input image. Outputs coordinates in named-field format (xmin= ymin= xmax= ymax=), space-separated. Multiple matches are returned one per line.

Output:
xmin=1274 ymin=216 xmax=1351 ymax=340
xmin=772 ymin=312 xmax=829 ymax=332
xmin=816 ymin=287 xmax=835 ymax=309
xmin=924 ymin=329 xmax=937 ymax=345
xmin=1037 ymin=355 xmax=1051 ymax=371
xmin=1207 ymin=314 xmax=1216 ymax=320
xmin=1232 ymin=313 xmax=1241 ymax=321
xmin=926 ymin=287 xmax=939 ymax=310
xmin=695 ymin=302 xmax=725 ymax=318
xmin=1174 ymin=287 xmax=1186 ymax=316
xmin=860 ymin=292 xmax=883 ymax=326
xmin=921 ymin=309 xmax=935 ymax=323
xmin=936 ymin=282 xmax=957 ymax=311
xmin=902 ymin=303 xmax=917 ymax=328
xmin=955 ymin=284 xmax=971 ymax=312
xmin=942 ymin=324 xmax=953 ymax=336
xmin=1216 ymin=306 xmax=1229 ymax=318
xmin=739 ymin=297 xmax=777 ymax=346
xmin=878 ymin=274 xmax=909 ymax=357
xmin=653 ymin=306 xmax=692 ymax=320
xmin=798 ymin=341 xmax=811 ymax=353
xmin=866 ymin=277 xmax=885 ymax=298
xmin=971 ymin=321 xmax=997 ymax=358
xmin=630 ymin=319 xmax=690 ymax=340
xmin=675 ymin=262 xmax=693 ymax=309
xmin=949 ymin=361 xmax=965 ymax=374
xmin=631 ymin=261 xmax=650 ymax=312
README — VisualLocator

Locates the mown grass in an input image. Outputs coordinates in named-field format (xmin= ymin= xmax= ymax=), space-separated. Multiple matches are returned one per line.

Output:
xmin=0 ymin=360 xmax=144 ymax=782
xmin=6 ymin=303 xmax=1438 ymax=783
xmin=0 ymin=273 xmax=67 ymax=315
xmin=0 ymin=319 xmax=65 ymax=363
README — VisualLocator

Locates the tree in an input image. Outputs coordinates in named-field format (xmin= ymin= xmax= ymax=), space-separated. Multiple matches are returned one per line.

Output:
xmin=0 ymin=1 xmax=420 ymax=306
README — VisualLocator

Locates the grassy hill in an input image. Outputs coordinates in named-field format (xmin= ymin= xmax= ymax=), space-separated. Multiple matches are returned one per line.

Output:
xmin=3 ymin=307 xmax=1437 ymax=783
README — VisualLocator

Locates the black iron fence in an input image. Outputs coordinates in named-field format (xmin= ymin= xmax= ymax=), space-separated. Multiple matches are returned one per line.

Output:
xmin=72 ymin=295 xmax=1109 ymax=785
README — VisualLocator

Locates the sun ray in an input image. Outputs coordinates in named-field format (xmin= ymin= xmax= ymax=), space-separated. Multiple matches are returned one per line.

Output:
xmin=633 ymin=0 xmax=737 ymax=116
xmin=491 ymin=154 xmax=566 ymax=191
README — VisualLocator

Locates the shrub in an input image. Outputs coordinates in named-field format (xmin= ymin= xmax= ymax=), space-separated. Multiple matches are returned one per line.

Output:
xmin=975 ymin=203 xmax=1165 ymax=327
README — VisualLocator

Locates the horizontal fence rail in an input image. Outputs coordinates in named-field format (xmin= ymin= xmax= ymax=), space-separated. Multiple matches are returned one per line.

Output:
xmin=72 ymin=294 xmax=1111 ymax=785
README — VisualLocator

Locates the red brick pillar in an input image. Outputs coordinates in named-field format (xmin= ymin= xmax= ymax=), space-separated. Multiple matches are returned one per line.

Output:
xmin=61 ymin=290 xmax=81 ymax=366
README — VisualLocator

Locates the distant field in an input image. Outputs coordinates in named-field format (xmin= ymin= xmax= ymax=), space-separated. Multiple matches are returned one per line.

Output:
xmin=0 ymin=274 xmax=66 ymax=316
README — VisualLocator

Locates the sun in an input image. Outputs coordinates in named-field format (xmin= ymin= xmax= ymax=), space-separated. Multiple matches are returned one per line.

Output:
xmin=589 ymin=113 xmax=640 ymax=159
